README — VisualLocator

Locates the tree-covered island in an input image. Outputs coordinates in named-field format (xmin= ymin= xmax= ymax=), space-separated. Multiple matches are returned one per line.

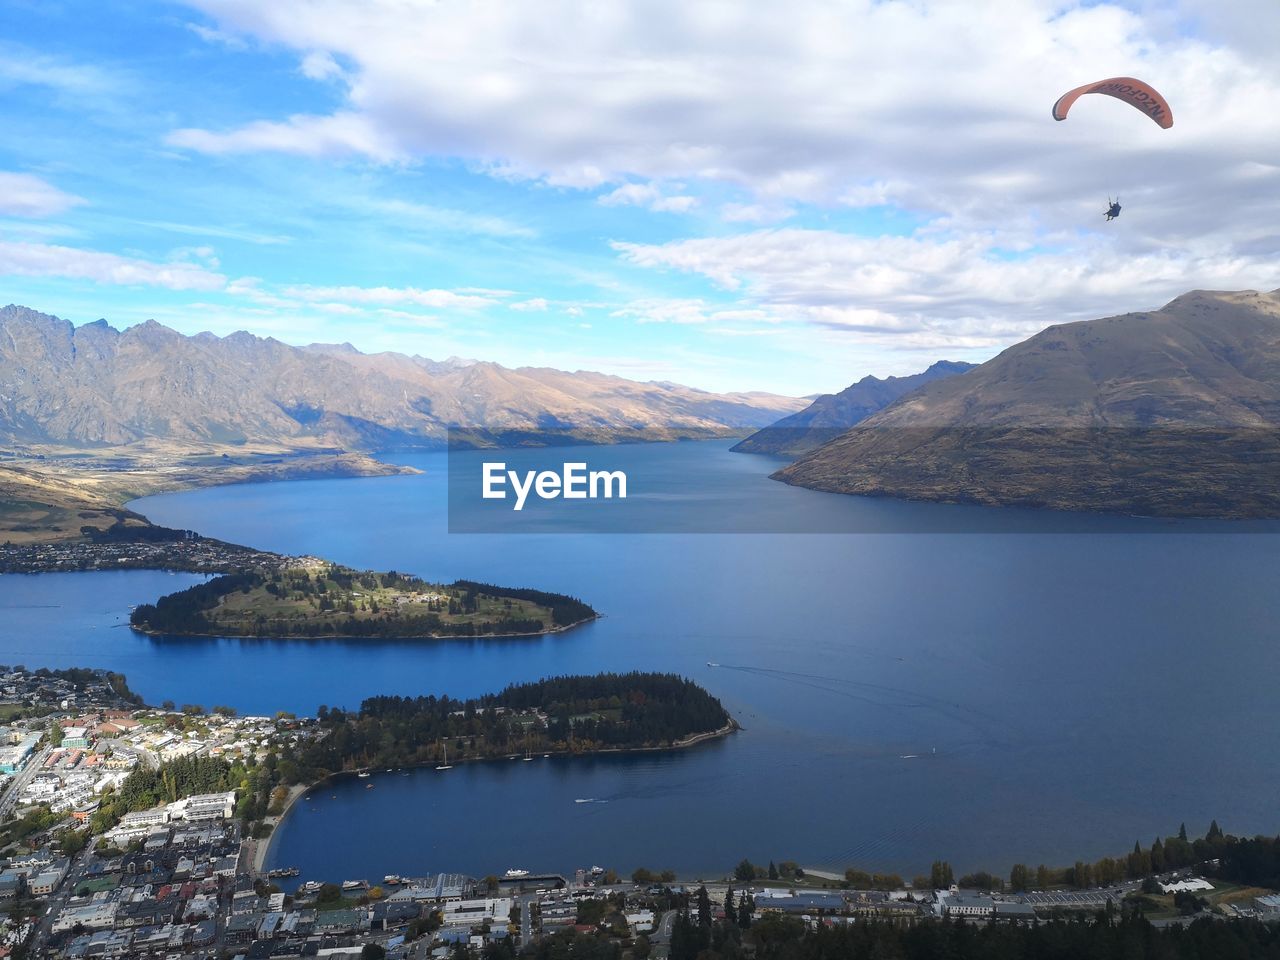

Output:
xmin=128 ymin=562 xmax=597 ymax=638
xmin=285 ymin=672 xmax=735 ymax=778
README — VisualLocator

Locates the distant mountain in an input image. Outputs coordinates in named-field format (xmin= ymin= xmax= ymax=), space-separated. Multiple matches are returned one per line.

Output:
xmin=775 ymin=289 xmax=1280 ymax=518
xmin=731 ymin=360 xmax=974 ymax=457
xmin=0 ymin=306 xmax=804 ymax=451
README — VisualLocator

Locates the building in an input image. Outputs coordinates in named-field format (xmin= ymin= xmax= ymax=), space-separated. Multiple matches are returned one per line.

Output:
xmin=109 ymin=806 xmax=172 ymax=843
xmin=944 ymin=895 xmax=994 ymax=918
xmin=0 ymin=869 xmax=26 ymax=901
xmin=993 ymin=901 xmax=1037 ymax=922
xmin=441 ymin=897 xmax=512 ymax=927
xmin=434 ymin=873 xmax=470 ymax=900
xmin=1254 ymin=894 xmax=1280 ymax=915
xmin=170 ymin=790 xmax=238 ymax=822
xmin=0 ymin=733 xmax=41 ymax=773
xmin=28 ymin=862 xmax=70 ymax=896
xmin=626 ymin=910 xmax=655 ymax=933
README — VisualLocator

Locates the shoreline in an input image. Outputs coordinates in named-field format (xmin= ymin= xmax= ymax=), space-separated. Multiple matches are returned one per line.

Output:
xmin=127 ymin=613 xmax=599 ymax=643
xmin=256 ymin=718 xmax=739 ymax=876
xmin=244 ymin=783 xmax=309 ymax=875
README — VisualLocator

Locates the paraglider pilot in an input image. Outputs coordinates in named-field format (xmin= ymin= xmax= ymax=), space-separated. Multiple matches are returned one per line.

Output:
xmin=1104 ymin=198 xmax=1121 ymax=221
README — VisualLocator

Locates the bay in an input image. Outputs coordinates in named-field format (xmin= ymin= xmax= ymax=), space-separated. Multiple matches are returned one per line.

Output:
xmin=3 ymin=440 xmax=1279 ymax=880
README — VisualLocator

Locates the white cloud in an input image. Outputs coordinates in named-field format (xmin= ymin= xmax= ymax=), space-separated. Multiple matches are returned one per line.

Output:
xmin=0 ymin=240 xmax=226 ymax=290
xmin=168 ymin=1 xmax=1280 ymax=217
xmin=169 ymin=245 xmax=221 ymax=269
xmin=373 ymin=308 xmax=445 ymax=329
xmin=372 ymin=198 xmax=535 ymax=239
xmin=164 ymin=1 xmax=1280 ymax=349
xmin=277 ymin=284 xmax=499 ymax=309
xmin=0 ymin=46 xmax=123 ymax=98
xmin=168 ymin=112 xmax=403 ymax=162
xmin=509 ymin=298 xmax=549 ymax=312
xmin=0 ymin=172 xmax=86 ymax=218
xmin=132 ymin=219 xmax=292 ymax=245
xmin=611 ymin=297 xmax=776 ymax=327
xmin=598 ymin=183 xmax=697 ymax=213
xmin=614 ymin=228 xmax=1280 ymax=348
xmin=187 ymin=22 xmax=250 ymax=49
xmin=719 ymin=202 xmax=793 ymax=224
xmin=300 ymin=50 xmax=344 ymax=82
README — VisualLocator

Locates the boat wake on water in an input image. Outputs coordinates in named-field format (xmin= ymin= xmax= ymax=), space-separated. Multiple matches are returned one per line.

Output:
xmin=710 ymin=662 xmax=1005 ymax=747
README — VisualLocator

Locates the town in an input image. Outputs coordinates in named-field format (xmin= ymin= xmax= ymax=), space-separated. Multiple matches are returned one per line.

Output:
xmin=0 ymin=533 xmax=290 ymax=576
xmin=1 ymin=669 xmax=1278 ymax=960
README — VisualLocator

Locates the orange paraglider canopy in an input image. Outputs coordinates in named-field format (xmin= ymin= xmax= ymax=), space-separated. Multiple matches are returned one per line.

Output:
xmin=1052 ymin=76 xmax=1173 ymax=129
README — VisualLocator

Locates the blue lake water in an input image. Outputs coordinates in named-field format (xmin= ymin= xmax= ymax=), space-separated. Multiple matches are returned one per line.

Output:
xmin=2 ymin=440 xmax=1279 ymax=882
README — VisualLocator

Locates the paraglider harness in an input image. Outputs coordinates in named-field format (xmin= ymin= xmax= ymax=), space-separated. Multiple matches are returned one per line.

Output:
xmin=1104 ymin=197 xmax=1121 ymax=221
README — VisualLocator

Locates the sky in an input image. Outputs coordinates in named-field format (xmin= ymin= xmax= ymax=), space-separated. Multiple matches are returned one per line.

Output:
xmin=1 ymin=0 xmax=1278 ymax=396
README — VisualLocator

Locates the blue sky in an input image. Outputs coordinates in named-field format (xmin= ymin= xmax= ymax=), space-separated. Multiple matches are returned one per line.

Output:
xmin=2 ymin=0 xmax=1278 ymax=395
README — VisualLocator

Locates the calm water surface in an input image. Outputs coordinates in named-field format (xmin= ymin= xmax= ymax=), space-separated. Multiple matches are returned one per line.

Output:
xmin=2 ymin=441 xmax=1278 ymax=881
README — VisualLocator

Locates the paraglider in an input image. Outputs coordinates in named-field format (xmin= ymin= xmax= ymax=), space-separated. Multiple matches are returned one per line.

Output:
xmin=1053 ymin=77 xmax=1172 ymax=222
xmin=1052 ymin=76 xmax=1173 ymax=129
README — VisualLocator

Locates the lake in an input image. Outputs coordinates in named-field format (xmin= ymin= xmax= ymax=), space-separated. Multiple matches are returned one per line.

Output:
xmin=3 ymin=440 xmax=1279 ymax=882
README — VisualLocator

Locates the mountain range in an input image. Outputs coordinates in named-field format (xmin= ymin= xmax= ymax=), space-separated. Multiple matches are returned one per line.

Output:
xmin=0 ymin=305 xmax=804 ymax=452
xmin=774 ymin=288 xmax=1280 ymax=518
xmin=730 ymin=360 xmax=974 ymax=457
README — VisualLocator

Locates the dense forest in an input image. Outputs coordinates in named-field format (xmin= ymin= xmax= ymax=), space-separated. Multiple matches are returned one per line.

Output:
xmin=665 ymin=909 xmax=1280 ymax=960
xmin=461 ymin=907 xmax=1280 ymax=960
xmin=273 ymin=673 xmax=732 ymax=782
xmin=129 ymin=566 xmax=596 ymax=638
xmin=128 ymin=572 xmax=259 ymax=634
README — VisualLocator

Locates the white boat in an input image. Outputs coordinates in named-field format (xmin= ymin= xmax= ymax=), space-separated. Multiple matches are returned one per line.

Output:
xmin=357 ymin=771 xmax=370 ymax=778
xmin=504 ymin=868 xmax=530 ymax=879
xmin=383 ymin=875 xmax=402 ymax=885
xmin=435 ymin=739 xmax=452 ymax=770
xmin=342 ymin=880 xmax=365 ymax=891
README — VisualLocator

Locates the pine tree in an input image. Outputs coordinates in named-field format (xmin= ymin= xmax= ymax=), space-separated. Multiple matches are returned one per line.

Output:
xmin=1151 ymin=838 xmax=1165 ymax=873
xmin=1178 ymin=823 xmax=1189 ymax=842
xmin=1009 ymin=864 xmax=1029 ymax=892
xmin=768 ymin=861 xmax=778 ymax=881
xmin=930 ymin=860 xmax=954 ymax=889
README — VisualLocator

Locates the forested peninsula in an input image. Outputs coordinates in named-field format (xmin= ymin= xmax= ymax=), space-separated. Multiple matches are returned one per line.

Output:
xmin=128 ymin=563 xmax=596 ymax=639
xmin=279 ymin=672 xmax=735 ymax=781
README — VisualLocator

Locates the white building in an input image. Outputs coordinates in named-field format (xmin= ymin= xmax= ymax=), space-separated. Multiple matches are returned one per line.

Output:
xmin=169 ymin=790 xmax=237 ymax=822
xmin=441 ymin=897 xmax=513 ymax=927
xmin=944 ymin=895 xmax=994 ymax=918
xmin=626 ymin=910 xmax=655 ymax=933
xmin=119 ymin=807 xmax=171 ymax=830
xmin=51 ymin=901 xmax=118 ymax=933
